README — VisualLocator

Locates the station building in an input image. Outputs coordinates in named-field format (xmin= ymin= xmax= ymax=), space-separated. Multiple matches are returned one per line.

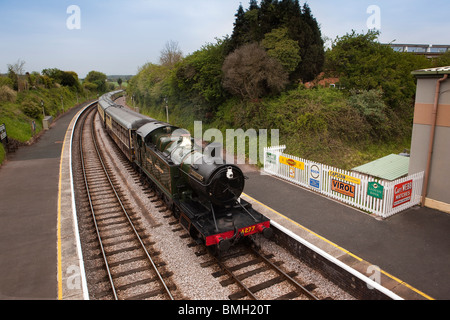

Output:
xmin=409 ymin=66 xmax=450 ymax=213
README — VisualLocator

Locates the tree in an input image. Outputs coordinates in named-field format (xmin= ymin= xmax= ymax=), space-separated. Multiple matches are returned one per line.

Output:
xmin=294 ymin=3 xmax=324 ymax=82
xmin=325 ymin=30 xmax=430 ymax=110
xmin=159 ymin=40 xmax=183 ymax=67
xmin=229 ymin=4 xmax=247 ymax=49
xmin=7 ymin=59 xmax=26 ymax=91
xmin=434 ymin=51 xmax=450 ymax=67
xmin=42 ymin=68 xmax=63 ymax=81
xmin=41 ymin=68 xmax=80 ymax=90
xmin=228 ymin=0 xmax=324 ymax=82
xmin=84 ymin=71 xmax=107 ymax=92
xmin=130 ymin=62 xmax=170 ymax=107
xmin=60 ymin=71 xmax=80 ymax=89
xmin=7 ymin=59 xmax=26 ymax=76
xmin=7 ymin=67 xmax=19 ymax=91
xmin=222 ymin=43 xmax=288 ymax=101
xmin=262 ymin=27 xmax=301 ymax=72
xmin=170 ymin=40 xmax=227 ymax=116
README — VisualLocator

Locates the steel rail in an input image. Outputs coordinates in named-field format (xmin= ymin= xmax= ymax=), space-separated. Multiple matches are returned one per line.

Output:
xmin=79 ymin=105 xmax=118 ymax=300
xmin=210 ymin=249 xmax=258 ymax=300
xmin=82 ymin=106 xmax=174 ymax=300
xmin=248 ymin=246 xmax=320 ymax=300
xmin=212 ymin=244 xmax=320 ymax=300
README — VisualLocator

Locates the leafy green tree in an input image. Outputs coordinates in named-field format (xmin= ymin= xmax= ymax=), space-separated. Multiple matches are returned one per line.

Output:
xmin=434 ymin=51 xmax=450 ymax=67
xmin=262 ymin=27 xmax=301 ymax=73
xmin=325 ymin=30 xmax=430 ymax=110
xmin=84 ymin=71 xmax=107 ymax=92
xmin=41 ymin=68 xmax=80 ymax=90
xmin=170 ymin=40 xmax=227 ymax=115
xmin=130 ymin=62 xmax=170 ymax=107
xmin=42 ymin=68 xmax=63 ymax=82
xmin=60 ymin=71 xmax=80 ymax=89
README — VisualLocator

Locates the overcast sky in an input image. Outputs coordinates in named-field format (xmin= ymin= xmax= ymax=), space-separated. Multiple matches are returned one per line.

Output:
xmin=1 ymin=0 xmax=449 ymax=78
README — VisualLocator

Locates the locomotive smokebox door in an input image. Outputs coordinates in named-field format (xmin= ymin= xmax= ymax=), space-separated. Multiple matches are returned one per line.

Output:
xmin=188 ymin=164 xmax=245 ymax=206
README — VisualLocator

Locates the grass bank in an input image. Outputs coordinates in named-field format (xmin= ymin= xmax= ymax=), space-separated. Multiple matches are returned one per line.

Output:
xmin=0 ymin=86 xmax=96 ymax=165
xmin=131 ymin=86 xmax=412 ymax=171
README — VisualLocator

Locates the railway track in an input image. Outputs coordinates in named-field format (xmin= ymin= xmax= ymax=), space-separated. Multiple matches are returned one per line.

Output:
xmin=75 ymin=105 xmax=175 ymax=300
xmin=201 ymin=243 xmax=323 ymax=300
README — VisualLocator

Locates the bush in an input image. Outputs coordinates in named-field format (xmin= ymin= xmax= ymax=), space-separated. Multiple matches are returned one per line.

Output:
xmin=20 ymin=100 xmax=42 ymax=118
xmin=348 ymin=89 xmax=387 ymax=135
xmin=0 ymin=85 xmax=17 ymax=103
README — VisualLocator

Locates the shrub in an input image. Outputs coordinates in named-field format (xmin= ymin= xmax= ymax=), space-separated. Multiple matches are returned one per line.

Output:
xmin=0 ymin=85 xmax=17 ymax=103
xmin=20 ymin=100 xmax=42 ymax=118
xmin=348 ymin=89 xmax=388 ymax=135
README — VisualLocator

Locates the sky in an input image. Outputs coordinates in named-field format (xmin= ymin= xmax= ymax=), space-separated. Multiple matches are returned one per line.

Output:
xmin=1 ymin=0 xmax=449 ymax=78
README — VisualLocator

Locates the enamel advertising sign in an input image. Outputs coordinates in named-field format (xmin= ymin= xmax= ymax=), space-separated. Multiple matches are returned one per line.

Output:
xmin=392 ymin=180 xmax=413 ymax=208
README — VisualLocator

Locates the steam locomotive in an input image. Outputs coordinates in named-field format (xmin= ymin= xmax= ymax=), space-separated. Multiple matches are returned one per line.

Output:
xmin=97 ymin=91 xmax=272 ymax=252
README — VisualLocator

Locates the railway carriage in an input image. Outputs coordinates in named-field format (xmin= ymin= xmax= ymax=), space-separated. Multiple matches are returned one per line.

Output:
xmin=100 ymin=92 xmax=272 ymax=252
xmin=98 ymin=90 xmax=124 ymax=126
xmin=105 ymin=106 xmax=151 ymax=162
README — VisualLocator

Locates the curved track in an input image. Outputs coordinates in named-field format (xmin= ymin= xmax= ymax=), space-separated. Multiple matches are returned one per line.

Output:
xmin=75 ymin=105 xmax=174 ymax=300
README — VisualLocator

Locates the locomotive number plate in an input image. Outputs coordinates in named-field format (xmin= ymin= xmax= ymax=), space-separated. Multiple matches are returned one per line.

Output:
xmin=241 ymin=226 xmax=255 ymax=235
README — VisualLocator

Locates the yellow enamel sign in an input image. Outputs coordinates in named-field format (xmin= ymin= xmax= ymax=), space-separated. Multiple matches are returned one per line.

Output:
xmin=329 ymin=170 xmax=361 ymax=185
xmin=279 ymin=156 xmax=305 ymax=170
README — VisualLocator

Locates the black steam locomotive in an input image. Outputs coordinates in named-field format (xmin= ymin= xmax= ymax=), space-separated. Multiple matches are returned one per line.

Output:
xmin=97 ymin=91 xmax=272 ymax=252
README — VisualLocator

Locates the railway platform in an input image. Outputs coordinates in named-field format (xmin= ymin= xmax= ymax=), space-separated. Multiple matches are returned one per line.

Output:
xmin=0 ymin=102 xmax=89 ymax=300
xmin=0 ymin=100 xmax=448 ymax=300
xmin=240 ymin=168 xmax=450 ymax=300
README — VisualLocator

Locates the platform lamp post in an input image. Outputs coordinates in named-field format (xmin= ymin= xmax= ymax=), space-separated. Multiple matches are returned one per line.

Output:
xmin=41 ymin=100 xmax=45 ymax=118
xmin=164 ymin=97 xmax=169 ymax=123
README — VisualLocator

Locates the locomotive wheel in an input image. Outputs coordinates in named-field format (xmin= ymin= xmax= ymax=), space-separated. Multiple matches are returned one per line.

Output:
xmin=172 ymin=206 xmax=181 ymax=219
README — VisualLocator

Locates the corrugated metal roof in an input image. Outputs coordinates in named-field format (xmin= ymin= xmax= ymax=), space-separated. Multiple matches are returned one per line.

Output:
xmin=352 ymin=154 xmax=410 ymax=181
xmin=411 ymin=66 xmax=450 ymax=76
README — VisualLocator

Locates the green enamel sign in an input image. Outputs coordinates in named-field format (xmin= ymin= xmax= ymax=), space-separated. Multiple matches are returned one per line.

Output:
xmin=367 ymin=182 xmax=384 ymax=199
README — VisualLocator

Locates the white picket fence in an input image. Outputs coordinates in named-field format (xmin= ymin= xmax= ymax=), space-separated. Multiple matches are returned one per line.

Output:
xmin=263 ymin=146 xmax=424 ymax=218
